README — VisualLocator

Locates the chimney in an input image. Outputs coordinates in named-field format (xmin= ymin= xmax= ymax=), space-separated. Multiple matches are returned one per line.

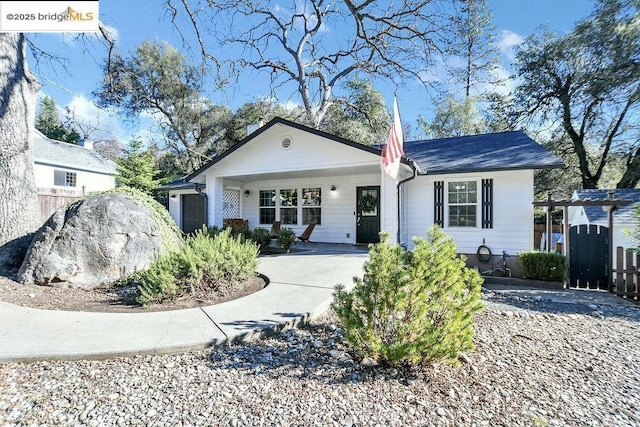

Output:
xmin=246 ymin=118 xmax=265 ymax=136
xmin=78 ymin=138 xmax=93 ymax=150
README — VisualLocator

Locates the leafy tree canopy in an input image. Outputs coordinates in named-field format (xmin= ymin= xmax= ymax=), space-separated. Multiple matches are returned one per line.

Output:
xmin=97 ymin=40 xmax=232 ymax=174
xmin=514 ymin=0 xmax=640 ymax=189
xmin=35 ymin=95 xmax=80 ymax=144
xmin=422 ymin=96 xmax=487 ymax=138
xmin=320 ymin=78 xmax=391 ymax=146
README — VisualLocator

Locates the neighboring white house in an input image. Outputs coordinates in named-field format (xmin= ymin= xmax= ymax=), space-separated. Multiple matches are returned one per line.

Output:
xmin=568 ymin=189 xmax=640 ymax=265
xmin=166 ymin=118 xmax=564 ymax=264
xmin=33 ymin=130 xmax=117 ymax=220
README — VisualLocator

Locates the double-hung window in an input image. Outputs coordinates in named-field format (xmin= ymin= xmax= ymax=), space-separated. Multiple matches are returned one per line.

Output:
xmin=448 ymin=181 xmax=477 ymax=227
xmin=259 ymin=190 xmax=276 ymax=224
xmin=301 ymin=187 xmax=321 ymax=225
xmin=279 ymin=189 xmax=298 ymax=225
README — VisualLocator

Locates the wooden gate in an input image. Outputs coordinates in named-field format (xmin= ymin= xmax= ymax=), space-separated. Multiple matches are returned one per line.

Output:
xmin=569 ymin=224 xmax=609 ymax=289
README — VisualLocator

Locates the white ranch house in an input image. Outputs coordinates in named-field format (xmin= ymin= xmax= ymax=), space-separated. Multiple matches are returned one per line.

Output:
xmin=33 ymin=130 xmax=117 ymax=220
xmin=164 ymin=118 xmax=563 ymax=262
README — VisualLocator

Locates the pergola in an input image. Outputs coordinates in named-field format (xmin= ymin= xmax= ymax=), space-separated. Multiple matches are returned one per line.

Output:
xmin=533 ymin=191 xmax=632 ymax=291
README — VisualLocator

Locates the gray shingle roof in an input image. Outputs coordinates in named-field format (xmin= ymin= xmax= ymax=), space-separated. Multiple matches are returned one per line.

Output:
xmin=156 ymin=177 xmax=196 ymax=191
xmin=404 ymin=130 xmax=564 ymax=174
xmin=33 ymin=131 xmax=117 ymax=175
xmin=574 ymin=189 xmax=640 ymax=226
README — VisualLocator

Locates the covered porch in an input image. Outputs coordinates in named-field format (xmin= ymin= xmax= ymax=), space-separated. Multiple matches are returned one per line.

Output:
xmin=203 ymin=165 xmax=394 ymax=245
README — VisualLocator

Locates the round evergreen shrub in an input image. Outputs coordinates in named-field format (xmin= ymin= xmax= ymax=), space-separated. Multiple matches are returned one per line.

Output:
xmin=277 ymin=228 xmax=296 ymax=252
xmin=333 ymin=226 xmax=484 ymax=366
xmin=250 ymin=227 xmax=272 ymax=252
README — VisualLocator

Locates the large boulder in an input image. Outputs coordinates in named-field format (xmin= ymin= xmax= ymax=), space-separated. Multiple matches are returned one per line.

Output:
xmin=18 ymin=192 xmax=182 ymax=289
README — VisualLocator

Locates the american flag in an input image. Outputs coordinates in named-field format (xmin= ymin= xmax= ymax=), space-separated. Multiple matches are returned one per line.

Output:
xmin=382 ymin=97 xmax=404 ymax=179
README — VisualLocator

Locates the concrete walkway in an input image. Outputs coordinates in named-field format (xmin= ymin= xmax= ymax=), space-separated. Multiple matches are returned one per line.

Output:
xmin=1 ymin=244 xmax=637 ymax=363
xmin=0 ymin=244 xmax=368 ymax=363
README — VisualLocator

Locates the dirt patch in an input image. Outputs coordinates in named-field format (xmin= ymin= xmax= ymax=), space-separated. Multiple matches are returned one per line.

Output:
xmin=0 ymin=275 xmax=266 ymax=313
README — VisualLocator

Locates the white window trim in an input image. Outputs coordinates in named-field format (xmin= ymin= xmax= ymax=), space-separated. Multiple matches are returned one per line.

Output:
xmin=54 ymin=169 xmax=77 ymax=187
xmin=257 ymin=186 xmax=323 ymax=226
xmin=445 ymin=178 xmax=480 ymax=229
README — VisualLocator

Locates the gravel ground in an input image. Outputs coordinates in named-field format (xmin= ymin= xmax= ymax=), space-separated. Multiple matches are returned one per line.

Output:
xmin=1 ymin=290 xmax=639 ymax=427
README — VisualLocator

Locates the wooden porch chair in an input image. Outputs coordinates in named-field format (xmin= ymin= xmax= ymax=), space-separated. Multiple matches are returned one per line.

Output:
xmin=223 ymin=218 xmax=248 ymax=232
xmin=269 ymin=221 xmax=281 ymax=239
xmin=296 ymin=223 xmax=316 ymax=245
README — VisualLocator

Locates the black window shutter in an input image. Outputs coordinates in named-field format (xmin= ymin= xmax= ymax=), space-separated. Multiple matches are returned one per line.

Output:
xmin=434 ymin=181 xmax=444 ymax=227
xmin=482 ymin=179 xmax=493 ymax=229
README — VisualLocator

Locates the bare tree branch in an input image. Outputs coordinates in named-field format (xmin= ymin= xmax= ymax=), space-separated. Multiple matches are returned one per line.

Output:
xmin=167 ymin=0 xmax=448 ymax=127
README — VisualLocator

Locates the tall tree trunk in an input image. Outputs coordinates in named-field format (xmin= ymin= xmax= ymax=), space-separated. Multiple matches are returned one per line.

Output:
xmin=0 ymin=33 xmax=41 ymax=275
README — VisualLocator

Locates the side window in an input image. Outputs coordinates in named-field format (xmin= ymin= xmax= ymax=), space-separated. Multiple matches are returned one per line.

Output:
xmin=447 ymin=181 xmax=477 ymax=227
xmin=54 ymin=170 xmax=77 ymax=187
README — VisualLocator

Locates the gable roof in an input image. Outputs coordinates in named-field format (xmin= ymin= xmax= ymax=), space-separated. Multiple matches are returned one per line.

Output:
xmin=33 ymin=131 xmax=117 ymax=175
xmin=574 ymin=189 xmax=640 ymax=226
xmin=187 ymin=117 xmax=386 ymax=182
xmin=186 ymin=119 xmax=564 ymax=182
xmin=403 ymin=130 xmax=564 ymax=174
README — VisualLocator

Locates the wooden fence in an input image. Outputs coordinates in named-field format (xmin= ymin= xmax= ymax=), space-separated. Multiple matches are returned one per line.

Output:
xmin=37 ymin=187 xmax=84 ymax=222
xmin=533 ymin=223 xmax=563 ymax=251
xmin=614 ymin=246 xmax=640 ymax=302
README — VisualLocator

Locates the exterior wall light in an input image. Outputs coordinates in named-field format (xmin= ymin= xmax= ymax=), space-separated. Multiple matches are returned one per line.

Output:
xmin=330 ymin=185 xmax=336 ymax=191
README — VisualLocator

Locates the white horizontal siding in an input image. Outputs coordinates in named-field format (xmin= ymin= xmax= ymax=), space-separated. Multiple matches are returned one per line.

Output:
xmin=212 ymin=126 xmax=379 ymax=177
xmin=405 ymin=170 xmax=535 ymax=256
xmin=236 ymin=174 xmax=380 ymax=244
xmin=34 ymin=163 xmax=115 ymax=193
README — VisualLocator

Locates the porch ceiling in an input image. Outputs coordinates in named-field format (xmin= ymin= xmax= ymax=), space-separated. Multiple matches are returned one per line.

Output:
xmin=214 ymin=164 xmax=382 ymax=183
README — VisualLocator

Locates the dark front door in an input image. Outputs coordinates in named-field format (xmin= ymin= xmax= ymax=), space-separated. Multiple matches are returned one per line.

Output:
xmin=356 ymin=186 xmax=381 ymax=244
xmin=569 ymin=224 xmax=609 ymax=289
xmin=182 ymin=194 xmax=206 ymax=234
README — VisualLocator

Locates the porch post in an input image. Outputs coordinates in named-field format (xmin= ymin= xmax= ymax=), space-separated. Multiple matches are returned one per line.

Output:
xmin=563 ymin=205 xmax=570 ymax=285
xmin=545 ymin=191 xmax=553 ymax=252
xmin=380 ymin=171 xmax=399 ymax=244
xmin=206 ymin=175 xmax=224 ymax=228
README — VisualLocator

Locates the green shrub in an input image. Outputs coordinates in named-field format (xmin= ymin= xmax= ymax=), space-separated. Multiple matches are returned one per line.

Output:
xmin=277 ymin=228 xmax=296 ymax=252
xmin=519 ymin=251 xmax=566 ymax=281
xmin=135 ymin=254 xmax=182 ymax=304
xmin=333 ymin=226 xmax=484 ymax=366
xmin=203 ymin=225 xmax=222 ymax=239
xmin=250 ymin=227 xmax=271 ymax=252
xmin=232 ymin=226 xmax=252 ymax=242
xmin=132 ymin=228 xmax=259 ymax=305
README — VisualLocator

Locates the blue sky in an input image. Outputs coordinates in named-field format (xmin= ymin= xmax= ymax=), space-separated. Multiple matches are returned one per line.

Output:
xmin=27 ymin=0 xmax=595 ymax=144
